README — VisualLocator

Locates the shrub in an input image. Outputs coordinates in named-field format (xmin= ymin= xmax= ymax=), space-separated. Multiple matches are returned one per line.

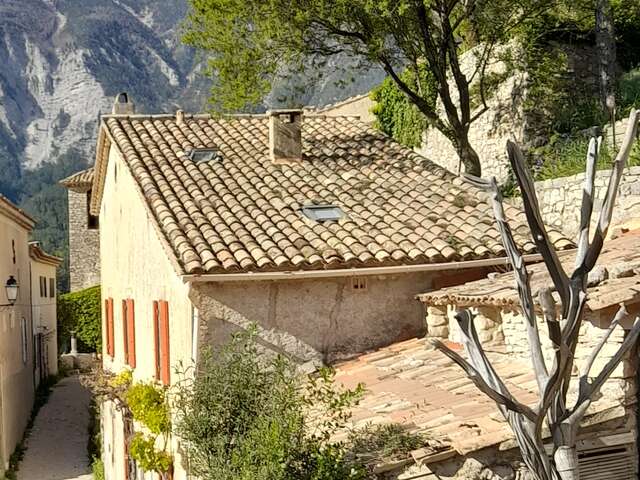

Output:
xmin=129 ymin=433 xmax=172 ymax=473
xmin=125 ymin=383 xmax=170 ymax=435
xmin=57 ymin=285 xmax=101 ymax=352
xmin=618 ymin=68 xmax=640 ymax=116
xmin=173 ymin=329 xmax=365 ymax=480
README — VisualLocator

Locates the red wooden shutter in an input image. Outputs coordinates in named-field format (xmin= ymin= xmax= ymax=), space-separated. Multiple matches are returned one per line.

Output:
xmin=126 ymin=299 xmax=136 ymax=368
xmin=159 ymin=300 xmax=170 ymax=385
xmin=153 ymin=301 xmax=160 ymax=380
xmin=122 ymin=300 xmax=129 ymax=365
xmin=106 ymin=298 xmax=115 ymax=357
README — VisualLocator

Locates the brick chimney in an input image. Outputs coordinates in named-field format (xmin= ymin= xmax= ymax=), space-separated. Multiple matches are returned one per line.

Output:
xmin=112 ymin=92 xmax=135 ymax=115
xmin=268 ymin=109 xmax=303 ymax=164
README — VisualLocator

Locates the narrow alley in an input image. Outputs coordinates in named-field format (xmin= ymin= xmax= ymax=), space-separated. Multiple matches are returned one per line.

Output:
xmin=17 ymin=376 xmax=92 ymax=480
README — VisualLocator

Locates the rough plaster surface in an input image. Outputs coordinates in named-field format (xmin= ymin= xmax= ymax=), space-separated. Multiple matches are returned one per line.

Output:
xmin=17 ymin=376 xmax=91 ymax=480
xmin=68 ymin=189 xmax=100 ymax=292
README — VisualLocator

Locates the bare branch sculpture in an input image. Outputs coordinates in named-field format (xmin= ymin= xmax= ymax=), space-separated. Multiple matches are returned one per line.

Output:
xmin=432 ymin=109 xmax=640 ymax=480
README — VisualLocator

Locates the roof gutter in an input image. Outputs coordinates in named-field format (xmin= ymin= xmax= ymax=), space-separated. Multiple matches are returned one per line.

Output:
xmin=181 ymin=253 xmax=549 ymax=283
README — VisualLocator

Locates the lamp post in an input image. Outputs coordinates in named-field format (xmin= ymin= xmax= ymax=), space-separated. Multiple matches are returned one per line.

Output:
xmin=1 ymin=276 xmax=18 ymax=307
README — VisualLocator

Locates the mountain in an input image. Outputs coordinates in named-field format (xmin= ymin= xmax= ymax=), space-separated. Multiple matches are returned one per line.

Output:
xmin=0 ymin=0 xmax=383 ymax=292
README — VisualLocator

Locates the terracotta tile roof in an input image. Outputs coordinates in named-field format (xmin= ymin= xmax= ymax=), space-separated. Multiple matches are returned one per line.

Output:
xmin=99 ymin=113 xmax=572 ymax=275
xmin=418 ymin=230 xmax=640 ymax=312
xmin=0 ymin=194 xmax=35 ymax=230
xmin=333 ymin=337 xmax=623 ymax=459
xmin=60 ymin=167 xmax=94 ymax=191
xmin=29 ymin=242 xmax=62 ymax=267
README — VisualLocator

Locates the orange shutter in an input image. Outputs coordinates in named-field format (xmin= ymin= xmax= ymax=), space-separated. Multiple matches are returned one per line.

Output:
xmin=153 ymin=301 xmax=160 ymax=380
xmin=106 ymin=298 xmax=115 ymax=357
xmin=126 ymin=299 xmax=136 ymax=368
xmin=122 ymin=300 xmax=129 ymax=365
xmin=159 ymin=300 xmax=170 ymax=386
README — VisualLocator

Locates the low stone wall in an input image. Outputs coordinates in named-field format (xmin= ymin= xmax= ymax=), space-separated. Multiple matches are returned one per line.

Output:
xmin=511 ymin=165 xmax=640 ymax=237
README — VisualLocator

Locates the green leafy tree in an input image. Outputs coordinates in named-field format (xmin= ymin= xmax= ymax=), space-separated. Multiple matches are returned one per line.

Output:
xmin=57 ymin=285 xmax=101 ymax=352
xmin=183 ymin=0 xmax=558 ymax=176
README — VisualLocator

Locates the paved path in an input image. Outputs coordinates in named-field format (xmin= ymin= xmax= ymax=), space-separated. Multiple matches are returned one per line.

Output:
xmin=17 ymin=376 xmax=93 ymax=480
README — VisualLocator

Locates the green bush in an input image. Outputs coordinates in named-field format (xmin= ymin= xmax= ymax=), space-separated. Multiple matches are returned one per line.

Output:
xmin=173 ymin=329 xmax=365 ymax=480
xmin=125 ymin=383 xmax=170 ymax=435
xmin=57 ymin=285 xmax=101 ymax=353
xmin=618 ymin=68 xmax=640 ymax=116
xmin=129 ymin=433 xmax=172 ymax=474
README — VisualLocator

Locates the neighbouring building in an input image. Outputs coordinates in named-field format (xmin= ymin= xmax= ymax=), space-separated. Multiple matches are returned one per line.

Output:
xmin=343 ymin=229 xmax=640 ymax=479
xmin=60 ymin=167 xmax=100 ymax=291
xmin=29 ymin=242 xmax=61 ymax=384
xmin=89 ymin=93 xmax=572 ymax=480
xmin=0 ymin=195 xmax=59 ymax=475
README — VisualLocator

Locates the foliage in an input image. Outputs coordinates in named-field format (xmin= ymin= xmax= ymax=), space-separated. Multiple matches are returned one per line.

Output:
xmin=173 ymin=328 xmax=365 ymax=480
xmin=125 ymin=383 xmax=170 ymax=435
xmin=370 ymin=66 xmax=434 ymax=148
xmin=618 ymin=68 xmax=640 ymax=115
xmin=533 ymin=136 xmax=640 ymax=181
xmin=57 ymin=285 xmax=101 ymax=353
xmin=129 ymin=433 xmax=172 ymax=474
xmin=91 ymin=458 xmax=105 ymax=480
xmin=346 ymin=424 xmax=427 ymax=474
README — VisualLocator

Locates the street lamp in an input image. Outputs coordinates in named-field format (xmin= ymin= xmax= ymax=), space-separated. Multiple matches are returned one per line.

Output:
xmin=1 ymin=276 xmax=18 ymax=307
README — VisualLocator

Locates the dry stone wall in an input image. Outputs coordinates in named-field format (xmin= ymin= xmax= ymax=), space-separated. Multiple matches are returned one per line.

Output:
xmin=511 ymin=165 xmax=640 ymax=238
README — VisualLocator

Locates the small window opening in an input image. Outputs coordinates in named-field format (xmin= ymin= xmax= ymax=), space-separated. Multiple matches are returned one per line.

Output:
xmin=188 ymin=148 xmax=221 ymax=163
xmin=301 ymin=204 xmax=345 ymax=223
xmin=351 ymin=276 xmax=368 ymax=291
xmin=86 ymin=190 xmax=99 ymax=229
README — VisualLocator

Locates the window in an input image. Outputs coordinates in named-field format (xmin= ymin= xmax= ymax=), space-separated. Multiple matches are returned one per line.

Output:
xmin=301 ymin=204 xmax=345 ymax=223
xmin=122 ymin=299 xmax=136 ymax=368
xmin=21 ymin=318 xmax=27 ymax=364
xmin=87 ymin=190 xmax=99 ymax=230
xmin=154 ymin=300 xmax=170 ymax=385
xmin=105 ymin=298 xmax=115 ymax=357
xmin=49 ymin=278 xmax=55 ymax=298
xmin=187 ymin=147 xmax=220 ymax=163
xmin=39 ymin=276 xmax=47 ymax=298
xmin=351 ymin=276 xmax=368 ymax=291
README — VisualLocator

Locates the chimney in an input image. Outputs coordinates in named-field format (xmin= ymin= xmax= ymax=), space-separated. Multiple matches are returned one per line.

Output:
xmin=268 ymin=109 xmax=303 ymax=164
xmin=176 ymin=109 xmax=185 ymax=126
xmin=112 ymin=92 xmax=135 ymax=115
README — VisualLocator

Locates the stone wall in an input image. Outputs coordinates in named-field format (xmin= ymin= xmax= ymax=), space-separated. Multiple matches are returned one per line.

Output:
xmin=511 ymin=165 xmax=640 ymax=238
xmin=68 ymin=189 xmax=100 ymax=291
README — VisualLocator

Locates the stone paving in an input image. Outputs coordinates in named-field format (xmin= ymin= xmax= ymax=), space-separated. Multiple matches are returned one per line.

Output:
xmin=17 ymin=375 xmax=92 ymax=480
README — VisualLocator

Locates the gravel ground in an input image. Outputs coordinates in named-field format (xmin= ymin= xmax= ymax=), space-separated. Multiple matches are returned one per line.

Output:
xmin=16 ymin=375 xmax=92 ymax=480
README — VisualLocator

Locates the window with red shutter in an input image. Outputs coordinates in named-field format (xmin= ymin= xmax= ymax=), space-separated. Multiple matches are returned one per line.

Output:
xmin=159 ymin=300 xmax=170 ymax=386
xmin=122 ymin=300 xmax=129 ymax=365
xmin=126 ymin=299 xmax=136 ymax=368
xmin=153 ymin=301 xmax=160 ymax=380
xmin=106 ymin=298 xmax=115 ymax=357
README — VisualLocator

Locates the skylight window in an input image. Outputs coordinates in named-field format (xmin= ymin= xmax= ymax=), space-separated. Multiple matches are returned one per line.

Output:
xmin=301 ymin=204 xmax=345 ymax=223
xmin=188 ymin=148 xmax=220 ymax=163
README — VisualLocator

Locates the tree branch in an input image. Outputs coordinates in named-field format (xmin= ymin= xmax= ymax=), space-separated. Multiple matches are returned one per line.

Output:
xmin=575 ymin=137 xmax=600 ymax=269
xmin=506 ymin=141 xmax=571 ymax=314
xmin=431 ymin=338 xmax=537 ymax=421
xmin=580 ymin=303 xmax=628 ymax=379
xmin=582 ymin=109 xmax=640 ymax=272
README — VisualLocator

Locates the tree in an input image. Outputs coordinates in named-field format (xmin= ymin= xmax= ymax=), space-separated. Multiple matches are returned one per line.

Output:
xmin=433 ymin=108 xmax=640 ymax=480
xmin=183 ymin=0 xmax=555 ymax=177
xmin=595 ymin=0 xmax=617 ymax=118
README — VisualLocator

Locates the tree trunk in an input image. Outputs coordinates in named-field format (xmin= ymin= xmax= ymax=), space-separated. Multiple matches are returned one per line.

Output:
xmin=455 ymin=137 xmax=482 ymax=177
xmin=554 ymin=446 xmax=580 ymax=480
xmin=595 ymin=0 xmax=617 ymax=115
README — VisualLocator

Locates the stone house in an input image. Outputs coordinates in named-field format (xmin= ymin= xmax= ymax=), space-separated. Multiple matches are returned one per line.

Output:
xmin=338 ymin=229 xmax=640 ymax=479
xmin=88 ymin=93 xmax=572 ymax=480
xmin=0 ymin=195 xmax=60 ymax=474
xmin=60 ymin=167 xmax=100 ymax=292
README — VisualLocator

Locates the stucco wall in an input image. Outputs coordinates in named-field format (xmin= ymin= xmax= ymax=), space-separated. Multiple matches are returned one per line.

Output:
xmin=68 ymin=189 xmax=101 ymax=291
xmin=99 ymin=146 xmax=194 ymax=480
xmin=510 ymin=165 xmax=640 ymax=238
xmin=0 ymin=210 xmax=35 ymax=472
xmin=29 ymin=259 xmax=58 ymax=378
